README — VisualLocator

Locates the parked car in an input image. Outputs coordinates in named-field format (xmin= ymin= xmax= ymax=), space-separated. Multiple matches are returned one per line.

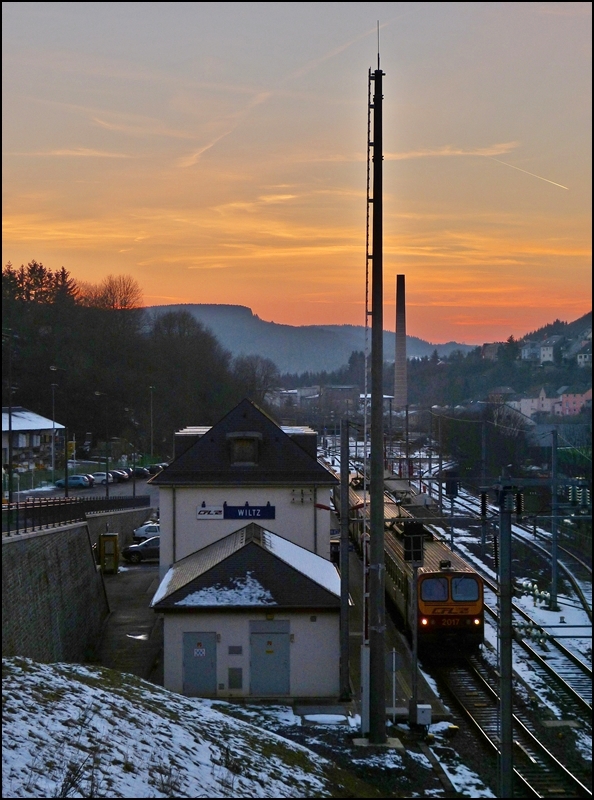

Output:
xmin=147 ymin=463 xmax=169 ymax=474
xmin=133 ymin=466 xmax=150 ymax=478
xmin=54 ymin=475 xmax=90 ymax=489
xmin=121 ymin=536 xmax=160 ymax=563
xmin=133 ymin=522 xmax=160 ymax=542
xmin=91 ymin=472 xmax=114 ymax=485
xmin=109 ymin=469 xmax=129 ymax=482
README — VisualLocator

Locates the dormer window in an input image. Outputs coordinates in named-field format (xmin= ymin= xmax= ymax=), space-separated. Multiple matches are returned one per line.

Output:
xmin=226 ymin=432 xmax=262 ymax=466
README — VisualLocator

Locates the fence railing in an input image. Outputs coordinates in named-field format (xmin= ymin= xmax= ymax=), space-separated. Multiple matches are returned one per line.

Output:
xmin=2 ymin=495 xmax=151 ymax=535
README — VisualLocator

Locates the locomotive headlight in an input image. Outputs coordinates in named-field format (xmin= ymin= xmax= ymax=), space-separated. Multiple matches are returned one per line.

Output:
xmin=473 ymin=618 xmax=481 ymax=625
xmin=421 ymin=618 xmax=428 ymax=626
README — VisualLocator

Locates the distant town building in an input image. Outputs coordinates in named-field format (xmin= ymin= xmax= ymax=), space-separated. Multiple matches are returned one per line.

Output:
xmin=2 ymin=407 xmax=64 ymax=474
xmin=576 ymin=342 xmax=592 ymax=368
xmin=539 ymin=335 xmax=564 ymax=364
xmin=508 ymin=385 xmax=591 ymax=418
xmin=481 ymin=342 xmax=504 ymax=361
xmin=559 ymin=387 xmax=592 ymax=416
xmin=520 ymin=340 xmax=540 ymax=361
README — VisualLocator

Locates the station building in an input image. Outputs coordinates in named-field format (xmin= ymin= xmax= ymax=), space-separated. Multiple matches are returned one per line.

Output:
xmin=149 ymin=398 xmax=342 ymax=699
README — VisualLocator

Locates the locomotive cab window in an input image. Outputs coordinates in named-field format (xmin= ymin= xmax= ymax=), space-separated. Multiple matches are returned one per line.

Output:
xmin=452 ymin=577 xmax=479 ymax=601
xmin=421 ymin=577 xmax=448 ymax=601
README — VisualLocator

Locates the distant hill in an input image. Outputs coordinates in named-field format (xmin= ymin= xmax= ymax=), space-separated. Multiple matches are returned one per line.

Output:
xmin=145 ymin=304 xmax=476 ymax=374
xmin=523 ymin=310 xmax=592 ymax=342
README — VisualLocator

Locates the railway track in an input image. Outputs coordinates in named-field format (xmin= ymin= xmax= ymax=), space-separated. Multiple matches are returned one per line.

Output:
xmin=449 ymin=492 xmax=592 ymax=621
xmin=481 ymin=580 xmax=592 ymax=714
xmin=436 ymin=654 xmax=592 ymax=798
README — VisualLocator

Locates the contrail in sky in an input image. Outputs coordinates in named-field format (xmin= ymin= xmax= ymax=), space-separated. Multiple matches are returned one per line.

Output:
xmin=483 ymin=156 xmax=569 ymax=190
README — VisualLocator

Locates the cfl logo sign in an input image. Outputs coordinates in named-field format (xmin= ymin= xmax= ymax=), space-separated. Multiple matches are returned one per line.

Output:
xmin=197 ymin=506 xmax=223 ymax=519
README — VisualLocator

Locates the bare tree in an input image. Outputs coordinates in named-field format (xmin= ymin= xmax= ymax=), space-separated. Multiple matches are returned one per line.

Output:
xmin=78 ymin=274 xmax=142 ymax=310
xmin=232 ymin=354 xmax=280 ymax=406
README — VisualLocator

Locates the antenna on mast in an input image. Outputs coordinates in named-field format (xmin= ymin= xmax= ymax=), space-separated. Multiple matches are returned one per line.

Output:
xmin=377 ymin=20 xmax=380 ymax=69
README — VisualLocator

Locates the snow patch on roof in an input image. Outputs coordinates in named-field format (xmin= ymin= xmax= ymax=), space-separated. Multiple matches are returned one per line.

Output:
xmin=150 ymin=566 xmax=175 ymax=606
xmin=265 ymin=531 xmax=340 ymax=597
xmin=175 ymin=571 xmax=275 ymax=606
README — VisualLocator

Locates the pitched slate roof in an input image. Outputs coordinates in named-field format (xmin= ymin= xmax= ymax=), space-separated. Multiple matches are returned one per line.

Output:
xmin=151 ymin=398 xmax=337 ymax=487
xmin=151 ymin=523 xmax=341 ymax=611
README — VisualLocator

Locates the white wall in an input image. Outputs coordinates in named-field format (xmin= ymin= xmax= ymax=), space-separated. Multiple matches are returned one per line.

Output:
xmin=159 ymin=485 xmax=332 ymax=570
xmin=162 ymin=610 xmax=339 ymax=698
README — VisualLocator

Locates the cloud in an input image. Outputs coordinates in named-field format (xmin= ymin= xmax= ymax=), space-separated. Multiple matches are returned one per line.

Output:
xmin=385 ymin=142 xmax=520 ymax=160
xmin=7 ymin=148 xmax=132 ymax=158
xmin=176 ymin=91 xmax=272 ymax=167
xmin=91 ymin=116 xmax=194 ymax=140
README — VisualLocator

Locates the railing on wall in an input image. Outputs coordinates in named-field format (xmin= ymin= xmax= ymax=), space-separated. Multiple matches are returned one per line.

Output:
xmin=2 ymin=495 xmax=151 ymax=535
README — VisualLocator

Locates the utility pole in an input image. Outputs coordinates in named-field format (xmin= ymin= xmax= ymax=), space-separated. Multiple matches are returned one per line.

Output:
xmin=368 ymin=58 xmax=386 ymax=745
xmin=428 ymin=412 xmax=432 ymax=497
xmin=550 ymin=428 xmax=560 ymax=611
xmin=340 ymin=420 xmax=351 ymax=700
xmin=497 ymin=482 xmax=514 ymax=799
xmin=438 ymin=415 xmax=443 ymax=513
xmin=481 ymin=419 xmax=487 ymax=550
xmin=149 ymin=385 xmax=155 ymax=459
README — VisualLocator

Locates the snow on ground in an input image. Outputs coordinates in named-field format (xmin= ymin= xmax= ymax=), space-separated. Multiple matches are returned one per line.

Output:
xmin=3 ymin=657 xmax=507 ymax=798
xmin=2 ymin=658 xmax=334 ymax=798
xmin=454 ymin=528 xmax=591 ymax=664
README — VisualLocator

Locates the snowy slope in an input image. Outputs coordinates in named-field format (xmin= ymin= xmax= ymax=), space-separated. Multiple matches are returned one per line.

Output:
xmin=2 ymin=658 xmax=356 ymax=798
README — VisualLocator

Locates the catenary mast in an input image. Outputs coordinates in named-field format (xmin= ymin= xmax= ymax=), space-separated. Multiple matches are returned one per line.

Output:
xmin=368 ymin=55 xmax=386 ymax=744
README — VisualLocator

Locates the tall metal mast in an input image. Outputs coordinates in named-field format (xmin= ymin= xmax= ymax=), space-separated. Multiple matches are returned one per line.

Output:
xmin=368 ymin=58 xmax=386 ymax=745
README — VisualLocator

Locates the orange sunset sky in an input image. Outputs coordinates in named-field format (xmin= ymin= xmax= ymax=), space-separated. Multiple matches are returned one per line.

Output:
xmin=2 ymin=2 xmax=592 ymax=344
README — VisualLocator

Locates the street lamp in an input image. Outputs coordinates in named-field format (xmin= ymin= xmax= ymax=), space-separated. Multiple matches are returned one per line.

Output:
xmin=95 ymin=391 xmax=109 ymax=499
xmin=50 ymin=365 xmax=68 ymax=496
xmin=149 ymin=385 xmax=155 ymax=460
xmin=50 ymin=382 xmax=58 ymax=484
xmin=124 ymin=407 xmax=137 ymax=499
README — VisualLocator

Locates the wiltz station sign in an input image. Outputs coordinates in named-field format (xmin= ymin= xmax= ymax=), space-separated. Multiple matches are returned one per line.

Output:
xmin=197 ymin=502 xmax=275 ymax=520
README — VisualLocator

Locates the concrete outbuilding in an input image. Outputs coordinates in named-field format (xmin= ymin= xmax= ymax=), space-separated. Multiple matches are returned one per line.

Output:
xmin=151 ymin=523 xmax=341 ymax=699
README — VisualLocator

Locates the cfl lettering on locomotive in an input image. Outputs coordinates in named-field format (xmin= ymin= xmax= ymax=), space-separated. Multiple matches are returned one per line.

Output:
xmin=416 ymin=566 xmax=483 ymax=648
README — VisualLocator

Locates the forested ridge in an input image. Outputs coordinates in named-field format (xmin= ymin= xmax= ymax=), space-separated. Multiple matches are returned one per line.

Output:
xmin=281 ymin=323 xmax=592 ymax=407
xmin=2 ymin=261 xmax=279 ymax=459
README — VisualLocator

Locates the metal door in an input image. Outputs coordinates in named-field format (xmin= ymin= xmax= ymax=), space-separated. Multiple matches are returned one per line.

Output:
xmin=183 ymin=632 xmax=217 ymax=696
xmin=250 ymin=632 xmax=290 ymax=695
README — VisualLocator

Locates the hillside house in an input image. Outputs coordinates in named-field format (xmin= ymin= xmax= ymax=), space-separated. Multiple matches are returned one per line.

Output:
xmin=559 ymin=387 xmax=592 ymax=416
xmin=539 ymin=335 xmax=564 ymax=364
xmin=513 ymin=387 xmax=560 ymax=418
xmin=481 ymin=342 xmax=504 ymax=361
xmin=577 ymin=343 xmax=592 ymax=368
xmin=520 ymin=340 xmax=540 ymax=361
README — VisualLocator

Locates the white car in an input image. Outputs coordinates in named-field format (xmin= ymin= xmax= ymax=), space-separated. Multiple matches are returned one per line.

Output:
xmin=91 ymin=472 xmax=114 ymax=485
xmin=133 ymin=522 xmax=160 ymax=542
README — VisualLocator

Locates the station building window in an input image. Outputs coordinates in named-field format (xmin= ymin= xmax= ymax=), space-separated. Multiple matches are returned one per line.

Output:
xmin=226 ymin=432 xmax=262 ymax=466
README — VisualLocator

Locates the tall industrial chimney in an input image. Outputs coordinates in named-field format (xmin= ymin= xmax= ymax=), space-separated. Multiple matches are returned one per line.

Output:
xmin=394 ymin=274 xmax=407 ymax=408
